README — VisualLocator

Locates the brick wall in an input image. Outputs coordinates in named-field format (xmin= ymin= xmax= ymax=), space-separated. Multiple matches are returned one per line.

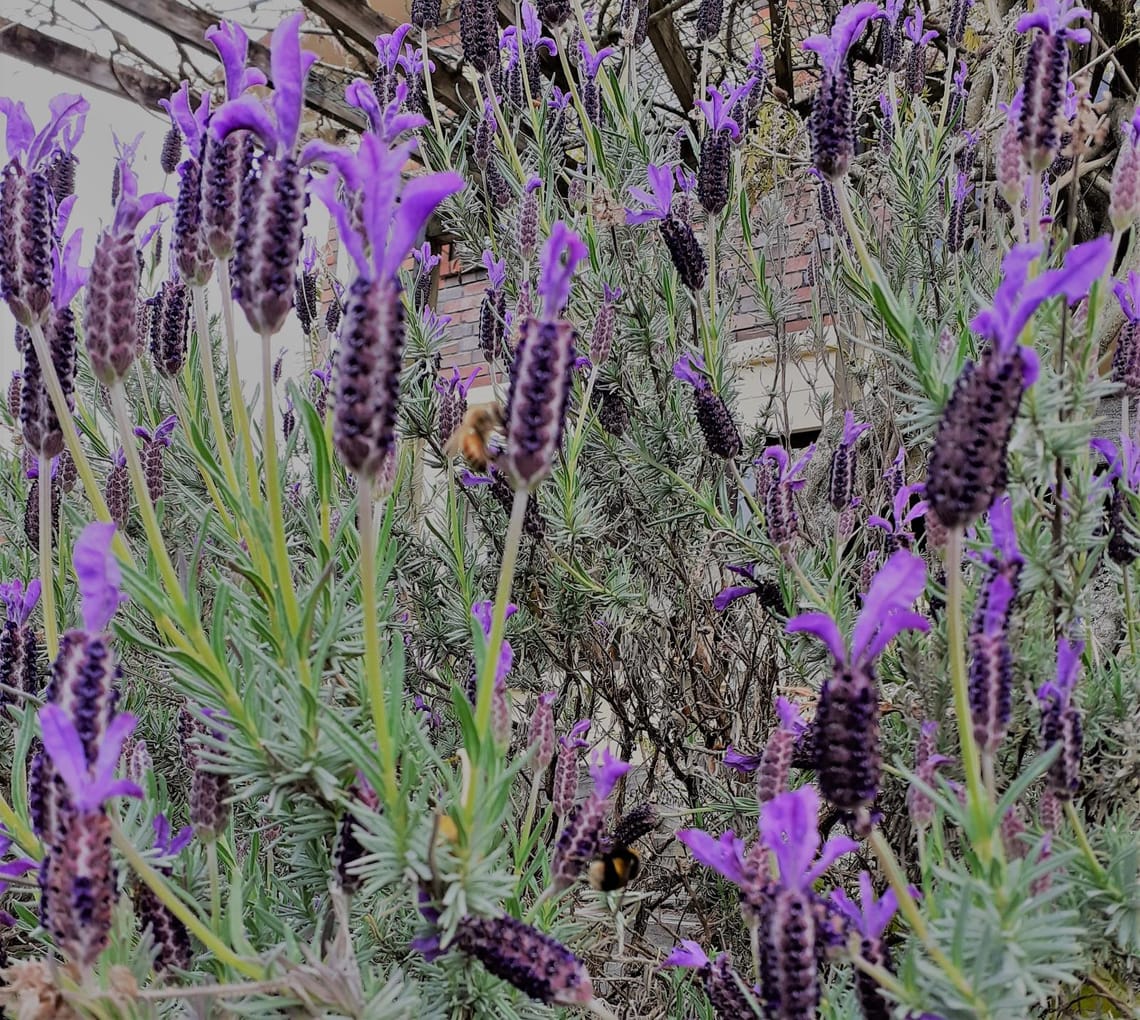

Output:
xmin=431 ymin=172 xmax=834 ymax=435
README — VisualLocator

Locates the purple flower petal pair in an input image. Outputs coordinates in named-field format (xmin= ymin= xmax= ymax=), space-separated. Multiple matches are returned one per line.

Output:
xmin=39 ymin=703 xmax=142 ymax=813
xmin=73 ymin=522 xmax=127 ymax=633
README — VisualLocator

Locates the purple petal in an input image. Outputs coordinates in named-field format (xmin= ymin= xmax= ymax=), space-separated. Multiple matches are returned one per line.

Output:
xmin=382 ymin=170 xmax=465 ymax=280
xmin=538 ymin=222 xmax=588 ymax=318
xmin=786 ymin=612 xmax=846 ymax=663
xmin=588 ymin=748 xmax=631 ymax=798
xmin=722 ymin=746 xmax=764 ymax=773
xmin=840 ymin=409 xmax=870 ymax=446
xmin=758 ymin=787 xmax=821 ymax=889
xmin=714 ymin=585 xmax=756 ymax=611
xmin=39 ymin=704 xmax=90 ymax=798
xmin=73 ymin=522 xmax=126 ymax=633
xmin=775 ymin=697 xmax=808 ymax=735
xmin=851 ymin=550 xmax=926 ymax=663
xmin=673 ymin=352 xmax=708 ymax=390
xmin=269 ymin=12 xmax=318 ymax=154
xmin=804 ymin=832 xmax=859 ymax=885
xmin=676 ymin=828 xmax=746 ymax=885
xmin=661 ymin=940 xmax=710 ymax=970
xmin=206 ymin=21 xmax=267 ymax=99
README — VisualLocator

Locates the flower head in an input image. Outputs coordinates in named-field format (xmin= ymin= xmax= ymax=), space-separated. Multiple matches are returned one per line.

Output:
xmin=830 ymin=871 xmax=899 ymax=938
xmin=787 ymin=550 xmax=928 ymax=667
xmin=205 ymin=21 xmax=268 ymax=100
xmin=578 ymin=42 xmax=617 ymax=78
xmin=159 ymin=82 xmax=210 ymax=156
xmin=904 ymin=7 xmax=938 ymax=44
xmin=760 ymin=786 xmax=858 ymax=890
xmin=0 ymin=94 xmax=89 ymax=171
xmin=73 ymin=522 xmax=126 ymax=633
xmin=39 ymin=704 xmax=142 ymax=813
xmin=589 ymin=747 xmax=631 ymax=798
xmin=626 ymin=164 xmax=676 ymax=224
xmin=661 ymin=940 xmax=710 ymax=969
xmin=0 ymin=578 xmax=41 ymax=627
xmin=802 ymin=2 xmax=881 ymax=73
xmin=971 ymin=237 xmax=1112 ymax=364
xmin=696 ymin=83 xmax=753 ymax=140
xmin=538 ymin=223 xmax=588 ymax=319
xmin=209 ymin=13 xmax=318 ymax=156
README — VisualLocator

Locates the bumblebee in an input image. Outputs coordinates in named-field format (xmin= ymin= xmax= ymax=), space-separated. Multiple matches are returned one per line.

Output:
xmin=444 ymin=401 xmax=505 ymax=470
xmin=587 ymin=845 xmax=642 ymax=892
xmin=586 ymin=802 xmax=660 ymax=892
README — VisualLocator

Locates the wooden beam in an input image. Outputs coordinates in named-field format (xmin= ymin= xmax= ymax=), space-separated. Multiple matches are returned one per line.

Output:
xmin=647 ymin=0 xmax=694 ymax=111
xmin=97 ymin=0 xmax=365 ymax=131
xmin=0 ymin=19 xmax=179 ymax=109
xmin=768 ymin=0 xmax=794 ymax=101
xmin=301 ymin=0 xmax=471 ymax=114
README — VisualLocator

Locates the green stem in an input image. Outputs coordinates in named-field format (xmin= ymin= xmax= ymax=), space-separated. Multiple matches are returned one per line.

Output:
xmin=26 ymin=323 xmax=116 ymax=532
xmin=192 ymin=286 xmax=241 ymax=496
xmin=206 ymin=838 xmax=221 ymax=928
xmin=473 ymin=488 xmax=530 ymax=741
xmin=110 ymin=818 xmax=263 ymax=980
xmin=217 ymin=262 xmax=259 ymax=506
xmin=868 ymin=829 xmax=983 ymax=1012
xmin=1063 ymin=800 xmax=1110 ymax=885
xmin=109 ymin=384 xmax=186 ymax=610
xmin=946 ymin=528 xmax=993 ymax=862
xmin=358 ymin=476 xmax=399 ymax=813
xmin=1122 ymin=566 xmax=1138 ymax=675
xmin=38 ymin=452 xmax=58 ymax=659
xmin=729 ymin=460 xmax=765 ymax=528
xmin=421 ymin=29 xmax=445 ymax=147
xmin=834 ymin=181 xmax=881 ymax=291
xmin=258 ymin=332 xmax=316 ymax=744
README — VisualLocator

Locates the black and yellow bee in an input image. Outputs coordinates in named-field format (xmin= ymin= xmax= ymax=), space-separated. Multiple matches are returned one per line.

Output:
xmin=586 ymin=802 xmax=660 ymax=892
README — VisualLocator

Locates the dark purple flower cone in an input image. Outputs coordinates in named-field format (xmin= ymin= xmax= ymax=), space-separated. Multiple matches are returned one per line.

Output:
xmin=43 ymin=808 xmax=116 ymax=968
xmin=926 ymin=356 xmax=1025 ymax=530
xmin=693 ymin=388 xmax=743 ymax=459
xmin=1107 ymin=483 xmax=1137 ymax=565
xmin=660 ymin=214 xmax=707 ymax=291
xmin=172 ymin=159 xmax=213 ymax=286
xmin=455 ymin=914 xmax=594 ymax=1005
xmin=698 ymin=130 xmax=732 ymax=214
xmin=49 ymin=151 xmax=78 ymax=205
xmin=45 ymin=630 xmax=121 ymax=764
xmin=160 ymin=128 xmax=182 ymax=175
xmin=762 ymin=887 xmax=819 ymax=1019
xmin=695 ymin=0 xmax=724 ymax=41
xmin=136 ymin=879 xmax=192 ymax=971
xmin=504 ymin=319 xmax=577 ymax=489
xmin=1019 ymin=32 xmax=1067 ymax=171
xmin=596 ymin=388 xmax=630 ymax=437
xmin=105 ymin=460 xmax=130 ymax=533
xmin=150 ymin=279 xmax=190 ymax=377
xmin=969 ymin=632 xmax=1012 ymax=753
xmin=200 ymin=132 xmax=248 ymax=261
xmin=412 ymin=0 xmax=442 ymax=28
xmin=809 ymin=69 xmax=854 ymax=180
xmin=460 ymin=0 xmax=499 ymax=72
xmin=85 ymin=231 xmax=142 ymax=384
xmin=704 ymin=954 xmax=753 ymax=1017
xmin=333 ymin=277 xmax=405 ymax=479
xmin=231 ymin=154 xmax=308 ymax=337
xmin=816 ymin=666 xmax=880 ymax=813
xmin=0 ymin=168 xmax=54 ymax=327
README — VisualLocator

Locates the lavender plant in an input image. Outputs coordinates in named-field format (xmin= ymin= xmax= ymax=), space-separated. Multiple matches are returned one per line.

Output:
xmin=0 ymin=0 xmax=1138 ymax=1016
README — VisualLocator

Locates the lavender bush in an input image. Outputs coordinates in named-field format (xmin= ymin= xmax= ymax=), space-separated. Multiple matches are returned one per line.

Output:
xmin=0 ymin=1 xmax=1138 ymax=1016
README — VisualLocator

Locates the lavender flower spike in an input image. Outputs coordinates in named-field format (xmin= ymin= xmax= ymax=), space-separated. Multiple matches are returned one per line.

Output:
xmin=210 ymin=13 xmax=318 ymax=336
xmin=0 ymin=578 xmax=41 ymax=699
xmin=1113 ymin=272 xmax=1140 ymax=397
xmin=828 ymin=409 xmax=870 ymax=511
xmin=831 ymin=872 xmax=900 ymax=1020
xmin=926 ymin=236 xmax=1112 ymax=529
xmin=803 ymin=3 xmax=882 ymax=180
xmin=903 ymin=8 xmax=938 ymax=96
xmin=627 ymin=165 xmax=707 ymax=290
xmin=1110 ymin=109 xmax=1140 ymax=232
xmin=673 ymin=353 xmax=743 ymax=459
xmin=85 ymin=161 xmax=170 ymax=384
xmin=0 ymin=94 xmax=89 ymax=327
xmin=760 ymin=444 xmax=815 ymax=548
xmin=760 ymin=786 xmax=859 ymax=1018
xmin=312 ymin=133 xmax=463 ymax=478
xmin=661 ymin=941 xmax=757 ymax=1017
xmin=551 ymin=748 xmax=631 ymax=890
xmin=503 ymin=223 xmax=585 ymax=489
xmin=1038 ymin=635 xmax=1084 ymax=800
xmin=787 ymin=551 xmax=928 ymax=816
xmin=696 ymin=83 xmax=753 ymax=214
xmin=1017 ymin=0 xmax=1091 ymax=171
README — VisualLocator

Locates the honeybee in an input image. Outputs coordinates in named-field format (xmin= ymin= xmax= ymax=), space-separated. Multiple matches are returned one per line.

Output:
xmin=445 ymin=401 xmax=505 ymax=470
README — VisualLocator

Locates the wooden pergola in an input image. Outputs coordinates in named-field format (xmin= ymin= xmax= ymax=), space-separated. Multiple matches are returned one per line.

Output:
xmin=0 ymin=0 xmax=793 ymax=135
